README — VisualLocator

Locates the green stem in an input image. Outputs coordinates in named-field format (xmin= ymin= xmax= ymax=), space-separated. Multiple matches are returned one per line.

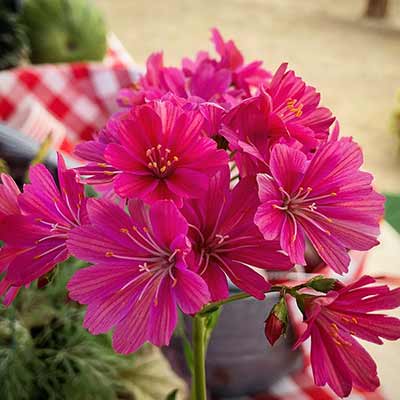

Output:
xmin=199 ymin=286 xmax=283 ymax=316
xmin=192 ymin=314 xmax=207 ymax=400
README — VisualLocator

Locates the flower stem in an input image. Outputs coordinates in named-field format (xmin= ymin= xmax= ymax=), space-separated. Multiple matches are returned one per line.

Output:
xmin=192 ymin=314 xmax=207 ymax=400
xmin=199 ymin=286 xmax=283 ymax=316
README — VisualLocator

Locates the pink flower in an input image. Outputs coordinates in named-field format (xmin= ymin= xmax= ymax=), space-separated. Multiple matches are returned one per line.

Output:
xmin=294 ymin=276 xmax=400 ymax=397
xmin=0 ymin=155 xmax=88 ymax=304
xmin=117 ymin=29 xmax=271 ymax=110
xmin=0 ymin=173 xmax=21 ymax=222
xmin=97 ymin=100 xmax=228 ymax=207
xmin=67 ymin=198 xmax=210 ymax=354
xmin=222 ymin=64 xmax=335 ymax=177
xmin=209 ymin=28 xmax=271 ymax=96
xmin=74 ymin=113 xmax=125 ymax=186
xmin=180 ymin=168 xmax=292 ymax=301
xmin=254 ymin=140 xmax=384 ymax=274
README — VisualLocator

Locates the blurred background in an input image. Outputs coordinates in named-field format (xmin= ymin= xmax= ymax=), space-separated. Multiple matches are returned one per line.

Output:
xmin=0 ymin=0 xmax=400 ymax=399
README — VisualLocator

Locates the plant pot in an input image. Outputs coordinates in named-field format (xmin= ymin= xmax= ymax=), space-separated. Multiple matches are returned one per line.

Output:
xmin=163 ymin=292 xmax=303 ymax=398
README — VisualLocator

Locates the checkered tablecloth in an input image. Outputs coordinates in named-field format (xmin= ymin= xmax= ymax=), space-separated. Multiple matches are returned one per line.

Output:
xmin=0 ymin=34 xmax=142 ymax=152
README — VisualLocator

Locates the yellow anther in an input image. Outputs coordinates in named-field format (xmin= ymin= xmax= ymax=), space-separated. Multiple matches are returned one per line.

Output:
xmin=331 ymin=192 xmax=337 ymax=196
xmin=160 ymin=166 xmax=167 ymax=173
xmin=142 ymin=226 xmax=148 ymax=232
xmin=351 ymin=317 xmax=358 ymax=324
xmin=152 ymin=162 xmax=157 ymax=168
xmin=148 ymin=162 xmax=153 ymax=168
xmin=331 ymin=323 xmax=339 ymax=332
xmin=165 ymin=148 xmax=171 ymax=153
xmin=173 ymin=156 xmax=179 ymax=162
xmin=167 ymin=161 xmax=171 ymax=166
xmin=97 ymin=163 xmax=108 ymax=168
xmin=33 ymin=254 xmax=42 ymax=260
xmin=120 ymin=228 xmax=129 ymax=234
xmin=132 ymin=225 xmax=138 ymax=231
xmin=104 ymin=171 xmax=115 ymax=176
xmin=333 ymin=338 xmax=342 ymax=346
xmin=105 ymin=251 xmax=114 ymax=257
xmin=157 ymin=144 xmax=162 ymax=150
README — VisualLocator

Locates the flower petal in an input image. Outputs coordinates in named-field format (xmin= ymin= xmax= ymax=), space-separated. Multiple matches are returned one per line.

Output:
xmin=270 ymin=144 xmax=307 ymax=193
xmin=150 ymin=200 xmax=188 ymax=247
xmin=173 ymin=265 xmax=210 ymax=314
xmin=114 ymin=173 xmax=158 ymax=199
xmin=148 ymin=277 xmax=178 ymax=346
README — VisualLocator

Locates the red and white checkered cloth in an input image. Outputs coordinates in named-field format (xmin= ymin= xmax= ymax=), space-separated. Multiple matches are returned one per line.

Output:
xmin=0 ymin=34 xmax=142 ymax=152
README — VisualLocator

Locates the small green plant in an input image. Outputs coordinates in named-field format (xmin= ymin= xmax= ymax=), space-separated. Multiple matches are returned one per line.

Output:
xmin=0 ymin=259 xmax=185 ymax=400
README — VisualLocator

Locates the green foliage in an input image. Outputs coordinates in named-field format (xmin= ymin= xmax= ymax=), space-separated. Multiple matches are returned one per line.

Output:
xmin=384 ymin=193 xmax=400 ymax=233
xmin=0 ymin=258 xmax=186 ymax=399
xmin=391 ymin=91 xmax=400 ymax=142
xmin=0 ymin=6 xmax=28 ymax=70
xmin=21 ymin=0 xmax=107 ymax=64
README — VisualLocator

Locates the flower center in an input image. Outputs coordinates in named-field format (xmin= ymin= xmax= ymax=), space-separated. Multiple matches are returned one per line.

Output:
xmin=272 ymin=186 xmax=337 ymax=242
xmin=286 ymin=98 xmax=304 ymax=118
xmin=146 ymin=144 xmax=179 ymax=178
xmin=188 ymin=224 xmax=257 ymax=279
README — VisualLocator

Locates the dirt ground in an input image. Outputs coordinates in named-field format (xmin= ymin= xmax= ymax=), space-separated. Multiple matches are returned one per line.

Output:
xmin=96 ymin=0 xmax=400 ymax=398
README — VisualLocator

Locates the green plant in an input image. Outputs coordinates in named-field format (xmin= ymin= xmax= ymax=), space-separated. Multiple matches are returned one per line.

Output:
xmin=0 ymin=5 xmax=28 ymax=70
xmin=0 ymin=259 xmax=185 ymax=400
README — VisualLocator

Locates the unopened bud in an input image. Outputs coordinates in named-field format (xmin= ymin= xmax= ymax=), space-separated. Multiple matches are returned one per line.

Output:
xmin=264 ymin=297 xmax=288 ymax=346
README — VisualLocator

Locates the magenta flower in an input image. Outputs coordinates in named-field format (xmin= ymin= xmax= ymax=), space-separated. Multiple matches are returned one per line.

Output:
xmin=0 ymin=173 xmax=20 ymax=222
xmin=117 ymin=29 xmax=270 ymax=110
xmin=67 ymin=198 xmax=210 ymax=354
xmin=98 ymin=100 xmax=228 ymax=207
xmin=0 ymin=174 xmax=22 ymax=305
xmin=254 ymin=140 xmax=384 ymax=274
xmin=0 ymin=155 xmax=88 ymax=304
xmin=208 ymin=28 xmax=271 ymax=97
xmin=222 ymin=64 xmax=335 ymax=177
xmin=180 ymin=168 xmax=292 ymax=301
xmin=74 ymin=112 xmax=125 ymax=186
xmin=294 ymin=276 xmax=400 ymax=397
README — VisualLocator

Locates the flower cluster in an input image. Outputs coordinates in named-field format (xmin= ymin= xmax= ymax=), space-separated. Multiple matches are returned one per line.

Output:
xmin=117 ymin=28 xmax=271 ymax=110
xmin=0 ymin=155 xmax=88 ymax=304
xmin=0 ymin=28 xmax=397 ymax=397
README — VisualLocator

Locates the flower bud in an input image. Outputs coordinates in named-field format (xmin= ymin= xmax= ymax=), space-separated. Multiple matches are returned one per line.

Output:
xmin=264 ymin=297 xmax=288 ymax=346
xmin=306 ymin=275 xmax=341 ymax=293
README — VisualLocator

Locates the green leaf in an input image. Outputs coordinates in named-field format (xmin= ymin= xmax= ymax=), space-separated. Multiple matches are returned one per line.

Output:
xmin=176 ymin=313 xmax=193 ymax=374
xmin=384 ymin=193 xmax=400 ymax=233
